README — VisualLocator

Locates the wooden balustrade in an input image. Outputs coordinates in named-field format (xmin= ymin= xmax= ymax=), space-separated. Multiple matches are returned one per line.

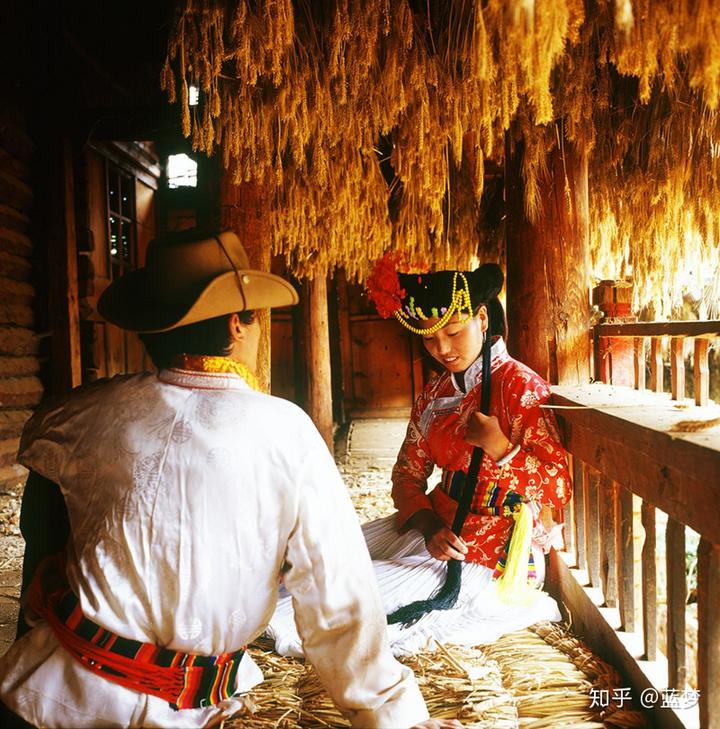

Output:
xmin=634 ymin=337 xmax=646 ymax=390
xmin=695 ymin=339 xmax=710 ymax=407
xmin=617 ymin=484 xmax=635 ymax=632
xmin=553 ymin=321 xmax=719 ymax=726
xmin=671 ymin=337 xmax=685 ymax=401
xmin=596 ymin=320 xmax=719 ymax=406
xmin=549 ymin=378 xmax=720 ymax=729
xmin=650 ymin=336 xmax=664 ymax=392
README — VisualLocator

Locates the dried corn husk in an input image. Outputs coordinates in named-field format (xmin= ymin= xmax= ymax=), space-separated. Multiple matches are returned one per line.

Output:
xmin=672 ymin=416 xmax=720 ymax=432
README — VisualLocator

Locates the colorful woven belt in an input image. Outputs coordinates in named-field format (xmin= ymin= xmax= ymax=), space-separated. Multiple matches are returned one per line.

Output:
xmin=434 ymin=474 xmax=539 ymax=602
xmin=29 ymin=569 xmax=244 ymax=711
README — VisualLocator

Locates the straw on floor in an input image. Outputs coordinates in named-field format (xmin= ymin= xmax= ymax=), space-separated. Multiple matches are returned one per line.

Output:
xmin=225 ymin=621 xmax=648 ymax=729
xmin=226 ymin=427 xmax=649 ymax=728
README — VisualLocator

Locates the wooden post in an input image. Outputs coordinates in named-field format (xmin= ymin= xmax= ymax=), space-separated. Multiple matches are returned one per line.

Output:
xmin=641 ymin=501 xmax=657 ymax=661
xmin=591 ymin=281 xmax=635 ymax=386
xmin=634 ymin=337 xmax=646 ymax=390
xmin=505 ymin=131 xmax=590 ymax=385
xmin=697 ymin=538 xmax=720 ymax=728
xmin=49 ymin=139 xmax=82 ymax=393
xmin=585 ymin=464 xmax=602 ymax=589
xmin=666 ymin=517 xmax=686 ymax=689
xmin=600 ymin=477 xmax=618 ymax=607
xmin=306 ymin=275 xmax=334 ymax=451
xmin=617 ymin=484 xmax=635 ymax=632
xmin=562 ymin=455 xmax=576 ymax=560
xmin=335 ymin=269 xmax=353 ymax=420
xmin=573 ymin=456 xmax=586 ymax=571
xmin=219 ymin=179 xmax=272 ymax=390
xmin=291 ymin=280 xmax=309 ymax=410
xmin=327 ymin=274 xmax=345 ymax=427
xmin=670 ymin=336 xmax=685 ymax=401
xmin=694 ymin=338 xmax=710 ymax=406
xmin=650 ymin=336 xmax=663 ymax=393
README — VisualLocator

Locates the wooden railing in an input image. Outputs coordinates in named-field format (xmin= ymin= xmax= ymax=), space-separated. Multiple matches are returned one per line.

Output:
xmin=594 ymin=320 xmax=719 ymax=405
xmin=547 ymin=321 xmax=720 ymax=729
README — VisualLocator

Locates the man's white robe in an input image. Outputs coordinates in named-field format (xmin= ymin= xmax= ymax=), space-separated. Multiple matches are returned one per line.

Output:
xmin=0 ymin=368 xmax=428 ymax=728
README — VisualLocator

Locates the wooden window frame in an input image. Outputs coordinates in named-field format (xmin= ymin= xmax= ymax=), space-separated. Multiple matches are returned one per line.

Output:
xmin=105 ymin=160 xmax=137 ymax=279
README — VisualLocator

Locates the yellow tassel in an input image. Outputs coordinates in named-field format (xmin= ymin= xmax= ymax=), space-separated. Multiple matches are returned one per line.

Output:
xmin=495 ymin=502 xmax=538 ymax=606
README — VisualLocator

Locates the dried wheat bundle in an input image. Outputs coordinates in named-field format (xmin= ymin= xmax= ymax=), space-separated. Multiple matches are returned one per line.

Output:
xmin=231 ymin=637 xmax=305 ymax=728
xmin=530 ymin=622 xmax=649 ymax=727
xmin=226 ymin=623 xmax=652 ymax=728
xmin=162 ymin=0 xmax=582 ymax=281
xmin=164 ymin=1 xmax=720 ymax=317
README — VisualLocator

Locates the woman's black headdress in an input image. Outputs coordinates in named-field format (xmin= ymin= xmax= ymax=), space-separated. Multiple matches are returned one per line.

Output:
xmin=366 ymin=254 xmax=504 ymax=335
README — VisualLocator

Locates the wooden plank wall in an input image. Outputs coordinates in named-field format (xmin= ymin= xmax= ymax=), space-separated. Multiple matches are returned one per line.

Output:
xmin=0 ymin=109 xmax=41 ymax=491
xmin=344 ymin=279 xmax=418 ymax=418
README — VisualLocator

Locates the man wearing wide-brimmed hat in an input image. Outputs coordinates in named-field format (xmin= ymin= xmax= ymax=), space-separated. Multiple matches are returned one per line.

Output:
xmin=0 ymin=230 xmax=456 ymax=728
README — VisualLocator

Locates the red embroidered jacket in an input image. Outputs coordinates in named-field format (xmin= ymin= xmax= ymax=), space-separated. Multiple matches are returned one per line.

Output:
xmin=391 ymin=338 xmax=572 ymax=570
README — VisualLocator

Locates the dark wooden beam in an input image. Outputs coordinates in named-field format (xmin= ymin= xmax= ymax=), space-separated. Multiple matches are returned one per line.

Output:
xmin=48 ymin=139 xmax=82 ymax=393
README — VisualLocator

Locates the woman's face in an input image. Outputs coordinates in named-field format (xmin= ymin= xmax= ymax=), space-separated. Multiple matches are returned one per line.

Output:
xmin=420 ymin=308 xmax=487 ymax=373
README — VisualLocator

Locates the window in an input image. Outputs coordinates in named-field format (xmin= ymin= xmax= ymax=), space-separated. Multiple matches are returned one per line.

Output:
xmin=106 ymin=163 xmax=136 ymax=278
xmin=166 ymin=153 xmax=198 ymax=189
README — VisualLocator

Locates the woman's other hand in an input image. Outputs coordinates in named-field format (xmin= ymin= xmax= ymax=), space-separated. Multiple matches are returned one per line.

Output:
xmin=407 ymin=509 xmax=468 ymax=561
xmin=411 ymin=719 xmax=464 ymax=728
xmin=464 ymin=411 xmax=511 ymax=462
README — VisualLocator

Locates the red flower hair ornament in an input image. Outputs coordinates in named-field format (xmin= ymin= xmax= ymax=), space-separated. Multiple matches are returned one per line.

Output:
xmin=366 ymin=252 xmax=406 ymax=319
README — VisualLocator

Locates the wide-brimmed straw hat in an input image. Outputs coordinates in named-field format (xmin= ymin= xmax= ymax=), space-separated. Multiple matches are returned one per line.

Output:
xmin=98 ymin=229 xmax=298 ymax=332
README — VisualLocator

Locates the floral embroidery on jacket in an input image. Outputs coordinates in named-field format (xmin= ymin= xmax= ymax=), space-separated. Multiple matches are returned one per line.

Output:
xmin=391 ymin=338 xmax=572 ymax=569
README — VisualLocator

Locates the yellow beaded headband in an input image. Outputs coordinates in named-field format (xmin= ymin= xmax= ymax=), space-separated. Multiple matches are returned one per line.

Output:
xmin=394 ymin=272 xmax=474 ymax=335
xmin=366 ymin=253 xmax=476 ymax=335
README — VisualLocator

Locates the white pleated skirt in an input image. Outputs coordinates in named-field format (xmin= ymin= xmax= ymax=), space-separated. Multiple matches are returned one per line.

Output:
xmin=267 ymin=514 xmax=562 ymax=657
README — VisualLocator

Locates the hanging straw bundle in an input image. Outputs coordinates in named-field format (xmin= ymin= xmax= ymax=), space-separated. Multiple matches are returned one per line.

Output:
xmin=163 ymin=0 xmax=720 ymax=316
xmin=162 ymin=0 xmax=582 ymax=279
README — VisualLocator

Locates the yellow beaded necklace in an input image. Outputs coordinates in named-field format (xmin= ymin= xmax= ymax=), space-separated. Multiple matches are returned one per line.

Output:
xmin=395 ymin=272 xmax=474 ymax=335
xmin=178 ymin=354 xmax=260 ymax=392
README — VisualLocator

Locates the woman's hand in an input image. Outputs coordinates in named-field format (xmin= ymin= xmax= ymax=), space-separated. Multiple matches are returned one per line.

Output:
xmin=407 ymin=509 xmax=468 ymax=562
xmin=426 ymin=526 xmax=469 ymax=561
xmin=464 ymin=411 xmax=511 ymax=462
